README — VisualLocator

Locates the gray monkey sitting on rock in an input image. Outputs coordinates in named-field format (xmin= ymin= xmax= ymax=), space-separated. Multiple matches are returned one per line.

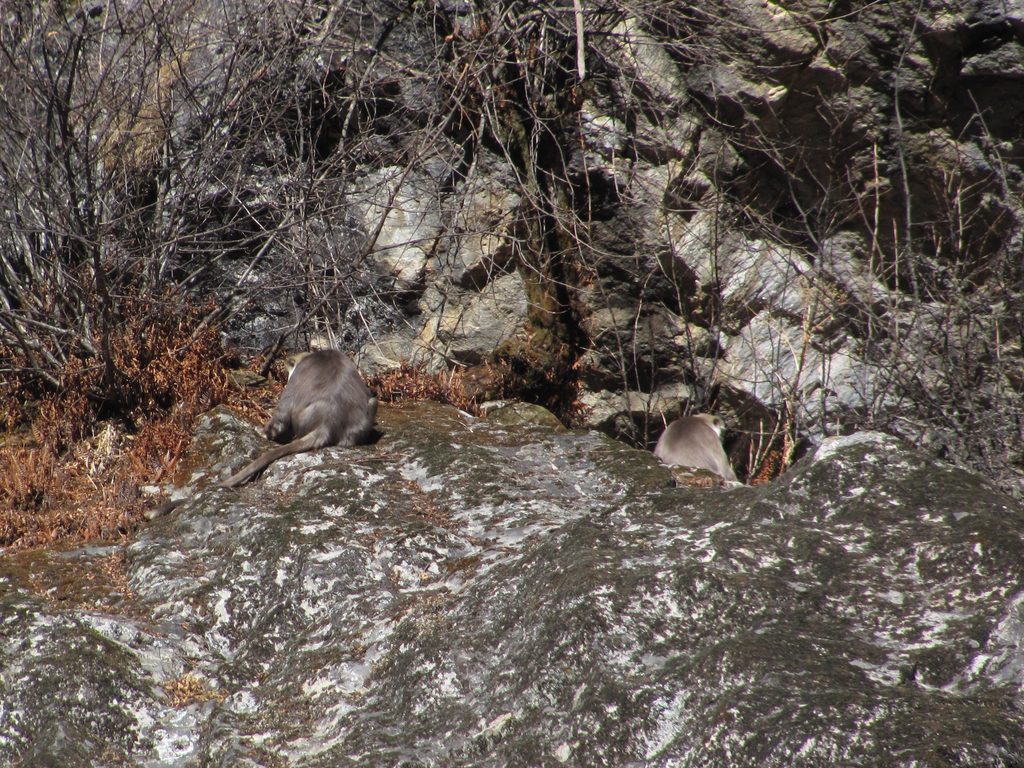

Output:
xmin=147 ymin=349 xmax=376 ymax=519
xmin=221 ymin=349 xmax=377 ymax=488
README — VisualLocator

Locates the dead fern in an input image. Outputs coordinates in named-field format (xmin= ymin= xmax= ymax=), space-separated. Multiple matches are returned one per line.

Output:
xmin=0 ymin=296 xmax=271 ymax=549
xmin=370 ymin=362 xmax=477 ymax=413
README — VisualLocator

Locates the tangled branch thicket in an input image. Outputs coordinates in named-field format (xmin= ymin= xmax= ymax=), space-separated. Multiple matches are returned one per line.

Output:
xmin=1 ymin=0 xmax=1022 ymax=540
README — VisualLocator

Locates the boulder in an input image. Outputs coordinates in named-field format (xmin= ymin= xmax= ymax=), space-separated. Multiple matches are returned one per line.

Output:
xmin=3 ymin=408 xmax=1023 ymax=766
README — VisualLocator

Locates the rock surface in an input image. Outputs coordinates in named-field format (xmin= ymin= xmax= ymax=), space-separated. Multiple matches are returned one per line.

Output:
xmin=2 ymin=404 xmax=1023 ymax=766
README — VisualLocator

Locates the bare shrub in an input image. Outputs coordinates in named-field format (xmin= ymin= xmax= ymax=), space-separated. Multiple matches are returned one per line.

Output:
xmin=1 ymin=0 xmax=1020 ymax=514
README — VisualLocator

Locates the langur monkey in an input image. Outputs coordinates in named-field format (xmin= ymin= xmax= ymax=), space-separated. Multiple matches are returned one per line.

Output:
xmin=221 ymin=349 xmax=377 ymax=488
xmin=146 ymin=350 xmax=375 ymax=519
xmin=653 ymin=413 xmax=738 ymax=482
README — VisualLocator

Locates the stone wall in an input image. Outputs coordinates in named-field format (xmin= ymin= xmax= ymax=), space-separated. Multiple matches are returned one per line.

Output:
xmin=327 ymin=0 xmax=1022 ymax=489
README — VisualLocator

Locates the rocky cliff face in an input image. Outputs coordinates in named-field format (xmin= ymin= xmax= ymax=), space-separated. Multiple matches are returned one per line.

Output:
xmin=3 ymin=0 xmax=1019 ymax=487
xmin=561 ymin=0 xmax=1023 ymax=482
xmin=312 ymin=0 xmax=1023 ymax=490
xmin=2 ymin=404 xmax=1023 ymax=766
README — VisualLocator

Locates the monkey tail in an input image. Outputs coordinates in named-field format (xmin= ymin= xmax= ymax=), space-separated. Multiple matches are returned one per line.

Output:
xmin=220 ymin=431 xmax=322 ymax=489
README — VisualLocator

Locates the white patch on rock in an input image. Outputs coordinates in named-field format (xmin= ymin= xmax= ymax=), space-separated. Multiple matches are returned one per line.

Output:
xmin=356 ymin=167 xmax=439 ymax=289
xmin=813 ymin=432 xmax=897 ymax=463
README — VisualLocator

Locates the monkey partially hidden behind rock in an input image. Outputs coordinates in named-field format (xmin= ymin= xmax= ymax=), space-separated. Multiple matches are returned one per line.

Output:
xmin=653 ymin=413 xmax=738 ymax=482
xmin=221 ymin=349 xmax=377 ymax=488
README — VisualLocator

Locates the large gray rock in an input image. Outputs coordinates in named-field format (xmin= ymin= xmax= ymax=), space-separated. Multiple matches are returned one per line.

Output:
xmin=358 ymin=272 xmax=530 ymax=374
xmin=355 ymin=167 xmax=441 ymax=294
xmin=2 ymin=406 xmax=1023 ymax=766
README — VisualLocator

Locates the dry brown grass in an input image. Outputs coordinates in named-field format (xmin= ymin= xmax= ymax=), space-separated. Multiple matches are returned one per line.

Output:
xmin=369 ymin=362 xmax=479 ymax=413
xmin=747 ymin=446 xmax=786 ymax=486
xmin=369 ymin=358 xmax=590 ymax=428
xmin=0 ymin=327 xmax=590 ymax=550
xmin=0 ymin=297 xmax=278 ymax=550
xmin=162 ymin=673 xmax=227 ymax=708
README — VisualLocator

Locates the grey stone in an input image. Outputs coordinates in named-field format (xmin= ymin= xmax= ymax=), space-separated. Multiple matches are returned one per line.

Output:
xmin=355 ymin=167 xmax=441 ymax=294
xmin=3 ymin=407 xmax=1024 ymax=766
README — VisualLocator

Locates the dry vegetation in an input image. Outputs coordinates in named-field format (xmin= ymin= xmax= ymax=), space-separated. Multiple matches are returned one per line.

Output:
xmin=162 ymin=673 xmax=227 ymax=708
xmin=369 ymin=362 xmax=478 ymax=414
xmin=0 ymin=314 xmax=526 ymax=549
xmin=0 ymin=299 xmax=277 ymax=549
